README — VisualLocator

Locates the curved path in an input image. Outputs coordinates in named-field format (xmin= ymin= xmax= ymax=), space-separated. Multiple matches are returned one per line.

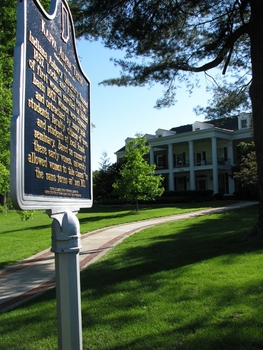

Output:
xmin=0 ymin=201 xmax=257 ymax=313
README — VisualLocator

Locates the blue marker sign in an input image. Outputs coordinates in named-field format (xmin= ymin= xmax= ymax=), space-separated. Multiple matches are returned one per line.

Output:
xmin=11 ymin=0 xmax=92 ymax=210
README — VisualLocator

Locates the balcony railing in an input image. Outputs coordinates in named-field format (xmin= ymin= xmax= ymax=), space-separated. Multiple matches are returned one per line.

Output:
xmin=174 ymin=160 xmax=189 ymax=168
xmin=217 ymin=158 xmax=231 ymax=166
xmin=155 ymin=158 xmax=231 ymax=169
xmin=194 ymin=158 xmax=212 ymax=166
xmin=194 ymin=157 xmax=231 ymax=166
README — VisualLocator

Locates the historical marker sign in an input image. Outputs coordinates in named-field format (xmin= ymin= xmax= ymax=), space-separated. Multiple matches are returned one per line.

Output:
xmin=11 ymin=0 xmax=92 ymax=210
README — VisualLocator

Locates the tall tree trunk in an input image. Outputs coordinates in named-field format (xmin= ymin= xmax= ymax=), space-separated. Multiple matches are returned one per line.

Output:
xmin=249 ymin=0 xmax=263 ymax=237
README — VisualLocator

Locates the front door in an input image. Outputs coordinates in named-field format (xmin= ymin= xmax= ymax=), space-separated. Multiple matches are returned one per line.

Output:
xmin=196 ymin=179 xmax=206 ymax=190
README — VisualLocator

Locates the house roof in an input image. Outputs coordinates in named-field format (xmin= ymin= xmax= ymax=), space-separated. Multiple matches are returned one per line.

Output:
xmin=205 ymin=116 xmax=239 ymax=130
xmin=116 ymin=114 xmax=250 ymax=155
xmin=170 ymin=116 xmax=239 ymax=133
xmin=115 ymin=145 xmax=126 ymax=153
xmin=170 ymin=124 xmax=192 ymax=133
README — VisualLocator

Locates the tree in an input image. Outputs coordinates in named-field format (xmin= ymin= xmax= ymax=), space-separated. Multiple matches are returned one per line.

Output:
xmin=70 ymin=0 xmax=251 ymax=108
xmin=70 ymin=0 xmax=263 ymax=236
xmin=93 ymin=153 xmax=122 ymax=202
xmin=0 ymin=56 xmax=12 ymax=202
xmin=194 ymin=78 xmax=252 ymax=120
xmin=112 ymin=135 xmax=164 ymax=211
xmin=0 ymin=0 xmax=16 ymax=204
xmin=231 ymin=142 xmax=258 ymax=198
xmin=98 ymin=150 xmax=112 ymax=172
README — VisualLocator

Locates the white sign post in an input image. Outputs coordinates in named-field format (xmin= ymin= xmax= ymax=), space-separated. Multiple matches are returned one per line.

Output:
xmin=50 ymin=210 xmax=83 ymax=350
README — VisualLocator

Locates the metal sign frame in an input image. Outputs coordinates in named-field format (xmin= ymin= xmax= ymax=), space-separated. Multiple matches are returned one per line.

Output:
xmin=11 ymin=0 xmax=92 ymax=211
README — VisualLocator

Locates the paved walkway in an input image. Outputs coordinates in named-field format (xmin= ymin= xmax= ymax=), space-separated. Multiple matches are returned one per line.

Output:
xmin=0 ymin=201 xmax=257 ymax=313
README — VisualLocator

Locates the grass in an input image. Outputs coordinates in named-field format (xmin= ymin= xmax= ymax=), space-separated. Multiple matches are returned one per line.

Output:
xmin=0 ymin=200 xmax=237 ymax=269
xmin=0 ymin=203 xmax=262 ymax=349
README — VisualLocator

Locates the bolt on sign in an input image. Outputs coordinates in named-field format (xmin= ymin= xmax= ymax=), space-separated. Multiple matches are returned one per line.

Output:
xmin=11 ymin=0 xmax=92 ymax=210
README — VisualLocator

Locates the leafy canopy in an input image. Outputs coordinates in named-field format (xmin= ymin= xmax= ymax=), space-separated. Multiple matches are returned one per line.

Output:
xmin=70 ymin=0 xmax=251 ymax=113
xmin=0 ymin=0 xmax=17 ymax=195
xmin=232 ymin=142 xmax=257 ymax=198
xmin=113 ymin=135 xmax=164 ymax=210
xmin=93 ymin=152 xmax=122 ymax=202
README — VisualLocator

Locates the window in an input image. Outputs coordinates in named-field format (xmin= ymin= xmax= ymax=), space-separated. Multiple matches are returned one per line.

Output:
xmin=196 ymin=151 xmax=206 ymax=166
xmin=196 ymin=153 xmax=202 ymax=165
xmin=241 ymin=119 xmax=248 ymax=128
xmin=176 ymin=153 xmax=186 ymax=167
xmin=156 ymin=155 xmax=164 ymax=168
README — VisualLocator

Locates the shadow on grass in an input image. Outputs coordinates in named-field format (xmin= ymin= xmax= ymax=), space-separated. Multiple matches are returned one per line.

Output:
xmin=1 ymin=206 xmax=262 ymax=350
xmin=1 ymin=210 xmax=134 ymax=235
xmin=79 ymin=206 xmax=263 ymax=350
xmin=78 ymin=211 xmax=136 ymax=225
xmin=81 ymin=207 xmax=260 ymax=292
xmin=1 ymin=223 xmax=51 ymax=235
xmin=77 ymin=201 xmax=233 ymax=225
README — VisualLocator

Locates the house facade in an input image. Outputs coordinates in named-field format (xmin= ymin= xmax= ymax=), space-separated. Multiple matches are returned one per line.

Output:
xmin=115 ymin=113 xmax=253 ymax=195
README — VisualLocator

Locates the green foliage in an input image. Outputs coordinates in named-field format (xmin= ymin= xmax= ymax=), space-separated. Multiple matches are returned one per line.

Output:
xmin=0 ymin=0 xmax=15 ymax=196
xmin=0 ymin=0 xmax=16 ymax=57
xmin=93 ymin=153 xmax=122 ymax=202
xmin=113 ymin=134 xmax=164 ymax=211
xmin=16 ymin=210 xmax=35 ymax=221
xmin=232 ymin=142 xmax=258 ymax=198
xmin=0 ymin=163 xmax=10 ymax=195
xmin=98 ymin=150 xmax=111 ymax=171
xmin=194 ymin=77 xmax=251 ymax=120
xmin=0 ymin=204 xmax=9 ymax=215
xmin=70 ymin=0 xmax=251 ymax=111
xmin=234 ymin=150 xmax=257 ymax=185
xmin=39 ymin=0 xmax=51 ymax=12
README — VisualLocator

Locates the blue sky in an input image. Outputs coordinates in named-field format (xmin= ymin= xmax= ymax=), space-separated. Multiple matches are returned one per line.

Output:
xmin=76 ymin=39 xmax=213 ymax=170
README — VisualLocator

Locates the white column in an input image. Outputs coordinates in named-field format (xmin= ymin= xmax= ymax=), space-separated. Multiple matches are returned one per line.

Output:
xmin=227 ymin=141 xmax=234 ymax=165
xmin=211 ymin=137 xmax=219 ymax=194
xmin=189 ymin=140 xmax=195 ymax=190
xmin=168 ymin=144 xmax=174 ymax=190
xmin=227 ymin=141 xmax=235 ymax=195
xmin=150 ymin=147 xmax=154 ymax=165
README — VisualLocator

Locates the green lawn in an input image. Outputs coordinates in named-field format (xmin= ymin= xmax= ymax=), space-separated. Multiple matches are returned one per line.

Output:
xmin=0 ymin=203 xmax=262 ymax=350
xmin=0 ymin=200 xmax=237 ymax=269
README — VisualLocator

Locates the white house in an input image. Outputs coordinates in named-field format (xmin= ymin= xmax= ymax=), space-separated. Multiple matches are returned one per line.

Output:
xmin=115 ymin=113 xmax=253 ymax=195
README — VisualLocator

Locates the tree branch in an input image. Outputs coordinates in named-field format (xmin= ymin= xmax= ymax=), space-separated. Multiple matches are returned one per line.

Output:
xmin=178 ymin=22 xmax=249 ymax=73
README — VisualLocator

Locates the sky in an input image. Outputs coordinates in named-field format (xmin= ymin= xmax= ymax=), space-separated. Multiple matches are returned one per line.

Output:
xmin=76 ymin=39 xmax=213 ymax=170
